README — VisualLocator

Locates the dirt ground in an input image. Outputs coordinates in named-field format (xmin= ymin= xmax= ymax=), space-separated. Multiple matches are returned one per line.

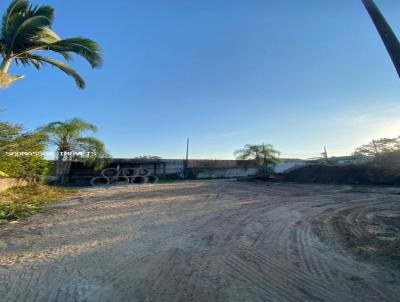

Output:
xmin=0 ymin=180 xmax=400 ymax=302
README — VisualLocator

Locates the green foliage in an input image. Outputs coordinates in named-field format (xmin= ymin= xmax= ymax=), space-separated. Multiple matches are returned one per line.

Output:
xmin=353 ymin=138 xmax=400 ymax=169
xmin=373 ymin=150 xmax=400 ymax=168
xmin=0 ymin=203 xmax=40 ymax=222
xmin=39 ymin=118 xmax=109 ymax=181
xmin=0 ymin=0 xmax=102 ymax=88
xmin=0 ymin=122 xmax=48 ymax=183
xmin=354 ymin=138 xmax=400 ymax=158
xmin=234 ymin=143 xmax=281 ymax=173
xmin=0 ymin=171 xmax=9 ymax=177
xmin=317 ymin=158 xmax=331 ymax=165
xmin=392 ymin=234 xmax=400 ymax=249
xmin=0 ymin=185 xmax=73 ymax=222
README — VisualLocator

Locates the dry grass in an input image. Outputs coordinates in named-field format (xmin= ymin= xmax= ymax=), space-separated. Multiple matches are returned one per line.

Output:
xmin=0 ymin=185 xmax=74 ymax=223
xmin=0 ymin=71 xmax=13 ymax=88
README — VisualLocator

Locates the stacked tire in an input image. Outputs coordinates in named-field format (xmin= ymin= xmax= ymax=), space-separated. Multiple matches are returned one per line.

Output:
xmin=90 ymin=167 xmax=159 ymax=186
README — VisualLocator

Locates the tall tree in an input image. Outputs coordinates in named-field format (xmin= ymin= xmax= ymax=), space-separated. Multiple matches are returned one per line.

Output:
xmin=39 ymin=118 xmax=108 ymax=184
xmin=362 ymin=0 xmax=400 ymax=78
xmin=0 ymin=0 xmax=102 ymax=88
xmin=234 ymin=143 xmax=281 ymax=174
xmin=354 ymin=137 xmax=400 ymax=157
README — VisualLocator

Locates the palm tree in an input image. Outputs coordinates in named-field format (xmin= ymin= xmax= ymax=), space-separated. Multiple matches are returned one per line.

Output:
xmin=39 ymin=118 xmax=108 ymax=184
xmin=234 ymin=143 xmax=281 ymax=174
xmin=362 ymin=0 xmax=400 ymax=78
xmin=0 ymin=0 xmax=102 ymax=88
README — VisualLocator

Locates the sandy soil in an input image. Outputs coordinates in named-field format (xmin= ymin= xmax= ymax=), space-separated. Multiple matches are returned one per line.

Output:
xmin=0 ymin=180 xmax=399 ymax=302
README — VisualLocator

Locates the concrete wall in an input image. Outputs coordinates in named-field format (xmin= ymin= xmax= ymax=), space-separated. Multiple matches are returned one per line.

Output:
xmin=188 ymin=160 xmax=257 ymax=168
xmin=189 ymin=167 xmax=259 ymax=179
xmin=68 ymin=159 xmax=312 ymax=184
xmin=69 ymin=158 xmax=317 ymax=184
xmin=0 ymin=177 xmax=27 ymax=192
xmin=162 ymin=159 xmax=185 ymax=175
xmin=68 ymin=159 xmax=259 ymax=184
xmin=187 ymin=160 xmax=259 ymax=179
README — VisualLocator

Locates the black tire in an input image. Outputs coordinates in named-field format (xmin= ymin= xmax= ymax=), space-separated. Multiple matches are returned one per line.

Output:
xmin=101 ymin=168 xmax=119 ymax=178
xmin=147 ymin=175 xmax=159 ymax=184
xmin=111 ymin=176 xmax=130 ymax=185
xmin=132 ymin=176 xmax=147 ymax=184
xmin=139 ymin=169 xmax=151 ymax=176
xmin=90 ymin=177 xmax=110 ymax=186
xmin=121 ymin=168 xmax=139 ymax=177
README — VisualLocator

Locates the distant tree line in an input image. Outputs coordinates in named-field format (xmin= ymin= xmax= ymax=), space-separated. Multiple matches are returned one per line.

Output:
xmin=354 ymin=138 xmax=400 ymax=157
xmin=353 ymin=137 xmax=400 ymax=168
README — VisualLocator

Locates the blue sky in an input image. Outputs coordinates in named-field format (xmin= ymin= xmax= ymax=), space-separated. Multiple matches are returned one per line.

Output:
xmin=1 ymin=0 xmax=400 ymax=159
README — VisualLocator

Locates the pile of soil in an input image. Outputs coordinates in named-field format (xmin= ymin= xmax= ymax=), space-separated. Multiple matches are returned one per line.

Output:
xmin=281 ymin=164 xmax=400 ymax=185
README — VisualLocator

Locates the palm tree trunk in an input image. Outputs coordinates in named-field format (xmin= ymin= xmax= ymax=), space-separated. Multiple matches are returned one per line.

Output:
xmin=56 ymin=153 xmax=64 ymax=183
xmin=0 ymin=59 xmax=11 ymax=73
xmin=56 ymin=153 xmax=72 ymax=185
xmin=62 ymin=160 xmax=72 ymax=184
xmin=362 ymin=0 xmax=400 ymax=78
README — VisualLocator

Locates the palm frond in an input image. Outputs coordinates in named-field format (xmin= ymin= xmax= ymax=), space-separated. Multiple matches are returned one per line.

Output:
xmin=0 ymin=0 xmax=101 ymax=89
xmin=74 ymin=136 xmax=105 ymax=152
xmin=67 ymin=118 xmax=98 ymax=133
xmin=9 ymin=15 xmax=52 ymax=50
xmin=39 ymin=118 xmax=98 ymax=141
xmin=37 ymin=121 xmax=65 ymax=140
xmin=46 ymin=37 xmax=102 ymax=68
xmin=39 ymin=119 xmax=106 ymax=168
xmin=1 ymin=1 xmax=54 ymax=54
xmin=1 ymin=0 xmax=29 ymax=37
xmin=36 ymin=27 xmax=60 ymax=43
xmin=0 ymin=39 xmax=5 ymax=56
xmin=28 ymin=4 xmax=54 ymax=22
xmin=17 ymin=54 xmax=85 ymax=88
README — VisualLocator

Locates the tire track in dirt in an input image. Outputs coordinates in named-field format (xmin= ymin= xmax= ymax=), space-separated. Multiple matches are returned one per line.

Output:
xmin=228 ymin=244 xmax=345 ymax=301
xmin=1 ymin=181 xmax=400 ymax=301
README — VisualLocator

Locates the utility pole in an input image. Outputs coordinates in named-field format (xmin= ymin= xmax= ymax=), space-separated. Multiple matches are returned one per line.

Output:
xmin=186 ymin=138 xmax=189 ymax=162
xmin=322 ymin=146 xmax=329 ymax=160
xmin=362 ymin=0 xmax=400 ymax=78
xmin=184 ymin=138 xmax=189 ymax=178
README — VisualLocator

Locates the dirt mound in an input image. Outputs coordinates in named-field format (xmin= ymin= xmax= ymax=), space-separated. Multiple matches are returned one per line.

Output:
xmin=281 ymin=164 xmax=400 ymax=185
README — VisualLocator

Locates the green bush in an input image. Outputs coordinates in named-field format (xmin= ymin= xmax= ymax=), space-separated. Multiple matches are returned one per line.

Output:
xmin=392 ymin=234 xmax=400 ymax=249
xmin=0 ymin=122 xmax=48 ymax=183
xmin=373 ymin=151 xmax=400 ymax=168
xmin=0 ymin=203 xmax=41 ymax=221
xmin=0 ymin=185 xmax=73 ymax=223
